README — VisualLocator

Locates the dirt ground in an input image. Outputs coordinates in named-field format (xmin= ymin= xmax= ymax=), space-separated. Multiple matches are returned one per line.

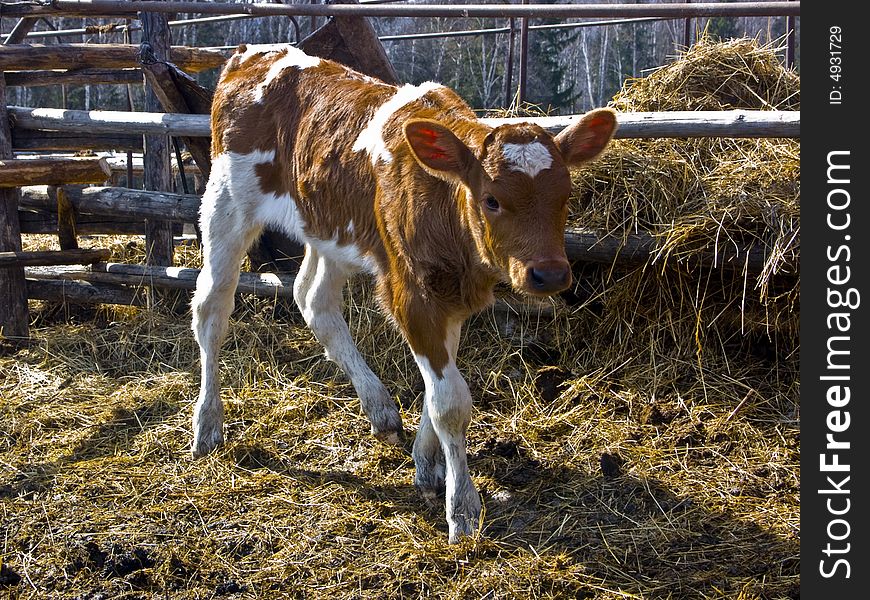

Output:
xmin=1 ymin=264 xmax=799 ymax=599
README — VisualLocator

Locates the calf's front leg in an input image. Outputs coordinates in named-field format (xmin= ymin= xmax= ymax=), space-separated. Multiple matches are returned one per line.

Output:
xmin=411 ymin=320 xmax=481 ymax=543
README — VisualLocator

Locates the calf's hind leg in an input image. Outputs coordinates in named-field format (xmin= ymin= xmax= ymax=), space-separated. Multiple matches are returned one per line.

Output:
xmin=190 ymin=180 xmax=262 ymax=457
xmin=293 ymin=245 xmax=403 ymax=442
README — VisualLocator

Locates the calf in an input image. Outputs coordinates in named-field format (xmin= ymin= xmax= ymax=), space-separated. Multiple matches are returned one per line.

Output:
xmin=192 ymin=44 xmax=617 ymax=543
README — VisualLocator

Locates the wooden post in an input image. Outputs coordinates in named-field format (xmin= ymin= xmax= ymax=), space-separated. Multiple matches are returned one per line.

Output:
xmin=51 ymin=186 xmax=79 ymax=250
xmin=140 ymin=60 xmax=212 ymax=179
xmin=140 ymin=3 xmax=175 ymax=268
xmin=0 ymin=73 xmax=29 ymax=338
xmin=3 ymin=17 xmax=40 ymax=44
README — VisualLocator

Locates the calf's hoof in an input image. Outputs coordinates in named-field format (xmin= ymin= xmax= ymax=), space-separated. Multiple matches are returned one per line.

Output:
xmin=191 ymin=427 xmax=224 ymax=458
xmin=447 ymin=489 xmax=482 ymax=544
xmin=373 ymin=427 xmax=404 ymax=447
xmin=447 ymin=510 xmax=482 ymax=544
xmin=370 ymin=406 xmax=404 ymax=446
xmin=414 ymin=462 xmax=446 ymax=507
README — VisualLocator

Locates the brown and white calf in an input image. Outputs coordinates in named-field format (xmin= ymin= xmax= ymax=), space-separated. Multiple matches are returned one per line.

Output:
xmin=191 ymin=44 xmax=617 ymax=542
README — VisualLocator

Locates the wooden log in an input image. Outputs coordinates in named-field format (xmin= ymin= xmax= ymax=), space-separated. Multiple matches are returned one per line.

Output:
xmin=0 ymin=157 xmax=112 ymax=187
xmin=23 ymin=153 xmax=202 ymax=178
xmin=564 ymin=227 xmax=775 ymax=273
xmin=15 ymin=186 xmax=782 ymax=273
xmin=25 ymin=263 xmax=296 ymax=298
xmin=484 ymin=110 xmax=802 ymax=139
xmin=3 ymin=17 xmax=40 ymax=44
xmin=564 ymin=228 xmax=655 ymax=267
xmin=11 ymin=130 xmax=143 ymax=152
xmin=141 ymin=5 xmax=175 ymax=268
xmin=26 ymin=278 xmax=144 ymax=306
xmin=8 ymin=107 xmax=801 ymax=139
xmin=4 ymin=68 xmax=143 ymax=88
xmin=0 ymin=248 xmax=110 ymax=267
xmin=19 ymin=185 xmax=201 ymax=222
xmin=0 ymin=44 xmax=226 ymax=73
xmin=102 ymin=154 xmax=201 ymax=177
xmin=140 ymin=59 xmax=212 ymax=179
xmin=53 ymin=186 xmax=79 ymax=250
xmin=18 ymin=210 xmax=149 ymax=235
xmin=8 ymin=106 xmax=209 ymax=137
xmin=0 ymin=73 xmax=29 ymax=338
xmin=299 ymin=0 xmax=399 ymax=85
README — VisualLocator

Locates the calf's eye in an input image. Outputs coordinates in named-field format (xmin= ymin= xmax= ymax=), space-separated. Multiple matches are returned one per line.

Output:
xmin=483 ymin=195 xmax=500 ymax=212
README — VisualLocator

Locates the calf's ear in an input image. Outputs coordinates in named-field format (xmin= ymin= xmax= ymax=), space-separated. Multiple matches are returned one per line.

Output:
xmin=554 ymin=108 xmax=618 ymax=167
xmin=404 ymin=119 xmax=476 ymax=183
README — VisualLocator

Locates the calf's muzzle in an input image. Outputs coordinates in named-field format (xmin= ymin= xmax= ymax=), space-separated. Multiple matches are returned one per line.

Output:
xmin=525 ymin=258 xmax=572 ymax=295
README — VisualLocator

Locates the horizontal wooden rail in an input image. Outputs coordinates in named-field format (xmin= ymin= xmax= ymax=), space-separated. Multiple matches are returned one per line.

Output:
xmin=25 ymin=263 xmax=296 ymax=298
xmin=19 ymin=210 xmax=154 ymax=235
xmin=563 ymin=227 xmax=777 ymax=273
xmin=8 ymin=107 xmax=801 ymax=139
xmin=20 ymin=185 xmax=200 ymax=222
xmin=0 ymin=1 xmax=801 ymax=19
xmin=26 ymin=278 xmax=145 ymax=306
xmin=4 ymin=68 xmax=143 ymax=88
xmin=12 ymin=131 xmax=143 ymax=152
xmin=0 ymin=157 xmax=111 ymax=187
xmin=0 ymin=248 xmax=110 ymax=267
xmin=0 ymin=44 xmax=226 ymax=73
xmin=18 ymin=185 xmax=782 ymax=274
xmin=484 ymin=111 xmax=801 ymax=139
xmin=9 ymin=106 xmax=209 ymax=137
xmin=19 ymin=154 xmax=202 ymax=179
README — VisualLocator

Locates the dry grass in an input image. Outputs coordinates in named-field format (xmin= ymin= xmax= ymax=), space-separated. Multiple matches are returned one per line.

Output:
xmin=1 ymin=38 xmax=798 ymax=599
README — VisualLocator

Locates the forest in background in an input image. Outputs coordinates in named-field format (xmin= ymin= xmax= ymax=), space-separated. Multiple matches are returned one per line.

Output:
xmin=2 ymin=0 xmax=799 ymax=115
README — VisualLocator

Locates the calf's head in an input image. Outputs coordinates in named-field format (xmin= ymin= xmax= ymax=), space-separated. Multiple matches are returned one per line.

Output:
xmin=404 ymin=108 xmax=617 ymax=297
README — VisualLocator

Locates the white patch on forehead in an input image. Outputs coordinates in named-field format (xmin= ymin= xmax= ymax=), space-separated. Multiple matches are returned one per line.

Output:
xmin=352 ymin=81 xmax=444 ymax=165
xmin=254 ymin=46 xmax=321 ymax=102
xmin=501 ymin=141 xmax=554 ymax=178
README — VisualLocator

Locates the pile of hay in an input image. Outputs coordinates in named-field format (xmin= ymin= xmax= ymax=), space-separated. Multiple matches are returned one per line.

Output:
xmin=566 ymin=36 xmax=800 ymax=372
xmin=1 ymin=37 xmax=799 ymax=599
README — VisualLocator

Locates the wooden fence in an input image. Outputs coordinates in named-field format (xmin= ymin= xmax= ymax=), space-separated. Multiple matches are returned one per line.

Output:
xmin=0 ymin=1 xmax=801 ymax=339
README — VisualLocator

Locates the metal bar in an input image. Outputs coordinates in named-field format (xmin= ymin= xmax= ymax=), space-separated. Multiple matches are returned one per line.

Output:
xmin=378 ymin=17 xmax=669 ymax=42
xmin=23 ymin=15 xmax=680 ymax=42
xmin=0 ymin=2 xmax=802 ymax=19
xmin=504 ymin=18 xmax=515 ymax=108
xmin=684 ymin=0 xmax=692 ymax=48
xmin=785 ymin=0 xmax=796 ymax=68
xmin=21 ymin=13 xmax=263 ymax=39
xmin=519 ymin=0 xmax=529 ymax=105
